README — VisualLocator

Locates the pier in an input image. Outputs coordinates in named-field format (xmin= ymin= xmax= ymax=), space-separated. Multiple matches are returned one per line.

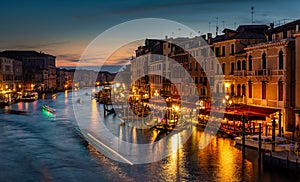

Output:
xmin=264 ymin=150 xmax=300 ymax=172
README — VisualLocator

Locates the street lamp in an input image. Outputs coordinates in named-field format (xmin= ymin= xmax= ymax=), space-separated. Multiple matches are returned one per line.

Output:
xmin=225 ymin=95 xmax=229 ymax=100
xmin=31 ymin=84 xmax=35 ymax=91
xmin=224 ymin=94 xmax=232 ymax=111
xmin=154 ymin=89 xmax=159 ymax=98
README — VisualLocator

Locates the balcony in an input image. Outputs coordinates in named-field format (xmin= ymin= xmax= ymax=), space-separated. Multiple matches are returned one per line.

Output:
xmin=234 ymin=70 xmax=246 ymax=76
xmin=234 ymin=70 xmax=256 ymax=76
xmin=255 ymin=69 xmax=271 ymax=76
xmin=271 ymin=70 xmax=286 ymax=75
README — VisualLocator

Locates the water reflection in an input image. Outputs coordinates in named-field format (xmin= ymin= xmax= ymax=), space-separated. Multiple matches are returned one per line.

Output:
xmin=1 ymin=88 xmax=299 ymax=181
xmin=64 ymin=90 xmax=68 ymax=104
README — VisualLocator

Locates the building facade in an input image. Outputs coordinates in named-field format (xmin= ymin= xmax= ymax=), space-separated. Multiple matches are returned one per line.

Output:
xmin=0 ymin=57 xmax=15 ymax=91
xmin=1 ymin=51 xmax=56 ymax=91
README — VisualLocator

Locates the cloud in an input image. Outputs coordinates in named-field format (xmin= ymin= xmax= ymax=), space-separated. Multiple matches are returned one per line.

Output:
xmin=110 ymin=0 xmax=246 ymax=16
xmin=0 ymin=41 xmax=70 ymax=50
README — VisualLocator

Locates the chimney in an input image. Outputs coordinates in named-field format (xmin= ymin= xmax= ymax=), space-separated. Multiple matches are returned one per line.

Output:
xmin=207 ymin=33 xmax=212 ymax=44
xmin=207 ymin=33 xmax=212 ymax=39
xmin=165 ymin=35 xmax=168 ymax=40
xmin=201 ymin=34 xmax=206 ymax=40
xmin=270 ymin=23 xmax=274 ymax=29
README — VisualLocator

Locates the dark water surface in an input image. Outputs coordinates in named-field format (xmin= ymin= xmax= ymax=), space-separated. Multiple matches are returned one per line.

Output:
xmin=0 ymin=89 xmax=299 ymax=182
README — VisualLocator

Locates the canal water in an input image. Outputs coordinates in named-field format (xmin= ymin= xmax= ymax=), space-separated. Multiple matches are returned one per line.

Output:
xmin=0 ymin=88 xmax=299 ymax=182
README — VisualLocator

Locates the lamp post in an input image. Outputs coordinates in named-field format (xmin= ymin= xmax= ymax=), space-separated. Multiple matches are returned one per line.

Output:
xmin=31 ymin=84 xmax=35 ymax=91
xmin=223 ymin=94 xmax=232 ymax=111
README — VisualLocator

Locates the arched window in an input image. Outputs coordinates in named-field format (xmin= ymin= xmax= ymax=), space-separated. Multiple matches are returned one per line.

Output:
xmin=242 ymin=84 xmax=246 ymax=96
xmin=279 ymin=51 xmax=284 ymax=70
xmin=242 ymin=60 xmax=246 ymax=70
xmin=231 ymin=84 xmax=234 ymax=96
xmin=262 ymin=53 xmax=267 ymax=69
xmin=262 ymin=81 xmax=267 ymax=99
xmin=237 ymin=84 xmax=241 ymax=97
xmin=248 ymin=81 xmax=252 ymax=98
xmin=222 ymin=63 xmax=225 ymax=74
xmin=230 ymin=62 xmax=235 ymax=74
xmin=278 ymin=81 xmax=283 ymax=101
xmin=248 ymin=55 xmax=252 ymax=71
xmin=237 ymin=60 xmax=241 ymax=70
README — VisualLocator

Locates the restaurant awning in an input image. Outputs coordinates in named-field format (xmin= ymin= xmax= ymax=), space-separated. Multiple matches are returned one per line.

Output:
xmin=201 ymin=105 xmax=281 ymax=121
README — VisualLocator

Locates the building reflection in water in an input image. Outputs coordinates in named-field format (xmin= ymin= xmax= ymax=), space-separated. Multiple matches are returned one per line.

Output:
xmin=64 ymin=90 xmax=68 ymax=104
xmin=25 ymin=102 xmax=28 ymax=111
xmin=17 ymin=102 xmax=23 ymax=110
xmin=90 ymin=99 xmax=99 ymax=129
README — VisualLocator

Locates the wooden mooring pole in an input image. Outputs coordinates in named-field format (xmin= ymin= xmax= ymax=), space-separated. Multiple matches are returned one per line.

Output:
xmin=279 ymin=112 xmax=282 ymax=137
xmin=242 ymin=114 xmax=245 ymax=159
xmin=258 ymin=123 xmax=262 ymax=160
xmin=272 ymin=118 xmax=276 ymax=151
xmin=258 ymin=123 xmax=262 ymax=172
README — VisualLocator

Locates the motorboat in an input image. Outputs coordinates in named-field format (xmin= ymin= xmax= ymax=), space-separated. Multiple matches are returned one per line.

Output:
xmin=234 ymin=135 xmax=288 ymax=152
xmin=42 ymin=104 xmax=56 ymax=114
xmin=20 ymin=92 xmax=38 ymax=102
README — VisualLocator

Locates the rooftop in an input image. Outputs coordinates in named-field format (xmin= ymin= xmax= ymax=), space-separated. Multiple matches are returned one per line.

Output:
xmin=0 ymin=50 xmax=56 ymax=59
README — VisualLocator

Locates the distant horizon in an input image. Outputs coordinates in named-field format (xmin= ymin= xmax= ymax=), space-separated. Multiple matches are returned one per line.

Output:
xmin=59 ymin=65 xmax=124 ymax=73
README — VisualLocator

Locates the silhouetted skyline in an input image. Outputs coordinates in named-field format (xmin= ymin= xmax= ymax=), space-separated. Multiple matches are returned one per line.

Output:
xmin=0 ymin=0 xmax=299 ymax=66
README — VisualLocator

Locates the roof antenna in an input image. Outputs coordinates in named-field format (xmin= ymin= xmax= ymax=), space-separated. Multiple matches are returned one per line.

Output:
xmin=251 ymin=6 xmax=255 ymax=24
xmin=209 ymin=22 xmax=211 ymax=32
xmin=216 ymin=17 xmax=219 ymax=36
xmin=222 ymin=21 xmax=225 ymax=30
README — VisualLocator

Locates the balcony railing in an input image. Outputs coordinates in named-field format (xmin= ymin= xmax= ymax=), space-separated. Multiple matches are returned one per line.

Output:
xmin=271 ymin=70 xmax=286 ymax=75
xmin=233 ymin=70 xmax=255 ymax=76
xmin=255 ymin=69 xmax=271 ymax=76
xmin=234 ymin=70 xmax=246 ymax=76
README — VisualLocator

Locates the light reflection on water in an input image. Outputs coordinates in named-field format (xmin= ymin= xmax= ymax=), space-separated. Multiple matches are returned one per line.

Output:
xmin=0 ymin=88 xmax=299 ymax=181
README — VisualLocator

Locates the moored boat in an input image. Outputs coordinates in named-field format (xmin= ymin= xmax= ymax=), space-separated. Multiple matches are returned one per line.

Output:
xmin=234 ymin=135 xmax=288 ymax=152
xmin=20 ymin=92 xmax=38 ymax=102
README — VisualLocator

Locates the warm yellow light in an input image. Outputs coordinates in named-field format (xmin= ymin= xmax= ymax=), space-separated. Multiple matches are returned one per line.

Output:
xmin=225 ymin=95 xmax=229 ymax=100
xmin=173 ymin=105 xmax=179 ymax=112
xmin=154 ymin=89 xmax=159 ymax=97
xmin=225 ymin=83 xmax=230 ymax=88
xmin=229 ymin=100 xmax=233 ymax=105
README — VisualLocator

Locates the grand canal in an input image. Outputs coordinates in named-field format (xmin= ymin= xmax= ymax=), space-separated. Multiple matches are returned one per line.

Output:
xmin=0 ymin=88 xmax=299 ymax=181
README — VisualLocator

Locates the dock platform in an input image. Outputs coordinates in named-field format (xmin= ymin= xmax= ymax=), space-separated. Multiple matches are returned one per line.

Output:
xmin=264 ymin=150 xmax=300 ymax=172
